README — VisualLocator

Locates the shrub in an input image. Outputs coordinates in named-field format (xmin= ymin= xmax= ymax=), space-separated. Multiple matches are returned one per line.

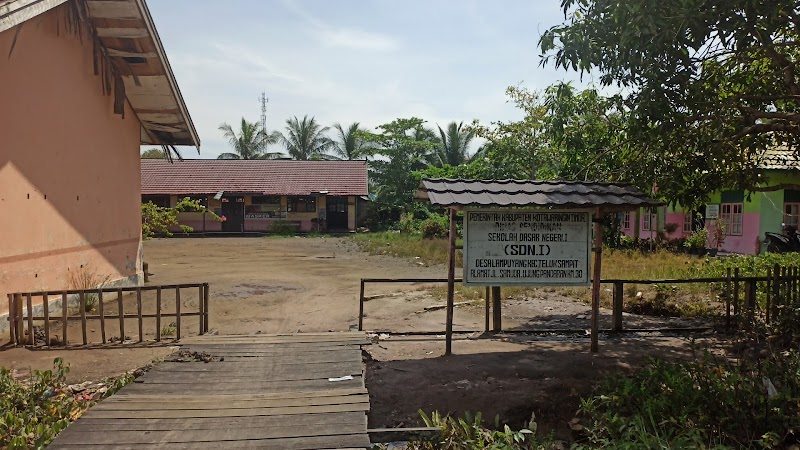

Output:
xmin=683 ymin=228 xmax=708 ymax=250
xmin=269 ymin=220 xmax=297 ymax=236
xmin=398 ymin=212 xmax=418 ymax=234
xmin=1 ymin=359 xmax=84 ymax=449
xmin=579 ymin=353 xmax=800 ymax=449
xmin=407 ymin=410 xmax=557 ymax=450
xmin=142 ymin=197 xmax=220 ymax=239
xmin=420 ymin=214 xmax=449 ymax=239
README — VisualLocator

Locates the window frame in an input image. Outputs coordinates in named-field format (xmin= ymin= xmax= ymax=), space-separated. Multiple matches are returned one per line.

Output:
xmin=142 ymin=195 xmax=170 ymax=208
xmin=785 ymin=202 xmax=800 ymax=230
xmin=641 ymin=209 xmax=657 ymax=231
xmin=683 ymin=212 xmax=692 ymax=233
xmin=287 ymin=196 xmax=317 ymax=213
xmin=622 ymin=212 xmax=631 ymax=230
xmin=720 ymin=203 xmax=743 ymax=236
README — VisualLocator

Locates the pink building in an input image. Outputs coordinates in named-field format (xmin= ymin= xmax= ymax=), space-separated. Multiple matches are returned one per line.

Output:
xmin=141 ymin=160 xmax=370 ymax=233
xmin=0 ymin=0 xmax=198 ymax=321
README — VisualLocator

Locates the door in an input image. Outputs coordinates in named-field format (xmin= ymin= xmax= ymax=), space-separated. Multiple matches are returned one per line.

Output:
xmin=327 ymin=197 xmax=348 ymax=230
xmin=221 ymin=196 xmax=245 ymax=232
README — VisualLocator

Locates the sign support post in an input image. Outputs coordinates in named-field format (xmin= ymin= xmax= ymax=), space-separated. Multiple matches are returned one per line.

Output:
xmin=445 ymin=207 xmax=457 ymax=356
xmin=590 ymin=208 xmax=603 ymax=353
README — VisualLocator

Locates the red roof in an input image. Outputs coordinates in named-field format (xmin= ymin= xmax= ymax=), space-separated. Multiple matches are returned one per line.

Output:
xmin=141 ymin=159 xmax=369 ymax=196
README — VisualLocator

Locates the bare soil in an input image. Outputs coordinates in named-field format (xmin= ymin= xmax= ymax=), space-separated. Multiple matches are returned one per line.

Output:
xmin=0 ymin=237 xmax=721 ymax=439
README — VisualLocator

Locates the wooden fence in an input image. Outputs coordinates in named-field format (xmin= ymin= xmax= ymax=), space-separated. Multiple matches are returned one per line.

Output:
xmin=358 ymin=264 xmax=800 ymax=333
xmin=7 ymin=283 xmax=209 ymax=346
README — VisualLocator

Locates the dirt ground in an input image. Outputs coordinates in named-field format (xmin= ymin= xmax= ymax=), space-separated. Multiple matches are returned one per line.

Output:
xmin=0 ymin=237 xmax=721 ymax=439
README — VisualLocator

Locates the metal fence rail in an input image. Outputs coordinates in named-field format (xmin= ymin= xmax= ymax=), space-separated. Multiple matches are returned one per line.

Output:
xmin=7 ymin=283 xmax=210 ymax=346
xmin=358 ymin=264 xmax=800 ymax=333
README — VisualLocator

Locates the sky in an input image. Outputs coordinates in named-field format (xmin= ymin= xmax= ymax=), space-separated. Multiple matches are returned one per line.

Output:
xmin=146 ymin=0 xmax=592 ymax=159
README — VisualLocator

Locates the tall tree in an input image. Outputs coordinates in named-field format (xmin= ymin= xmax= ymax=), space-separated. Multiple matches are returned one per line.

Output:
xmin=141 ymin=148 xmax=166 ymax=159
xmin=430 ymin=121 xmax=475 ymax=167
xmin=280 ymin=115 xmax=334 ymax=160
xmin=331 ymin=122 xmax=366 ymax=160
xmin=217 ymin=118 xmax=283 ymax=160
xmin=359 ymin=118 xmax=438 ymax=209
xmin=539 ymin=0 xmax=800 ymax=206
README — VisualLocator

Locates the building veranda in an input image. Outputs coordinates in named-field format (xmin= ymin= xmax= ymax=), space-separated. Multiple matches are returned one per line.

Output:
xmin=141 ymin=159 xmax=369 ymax=234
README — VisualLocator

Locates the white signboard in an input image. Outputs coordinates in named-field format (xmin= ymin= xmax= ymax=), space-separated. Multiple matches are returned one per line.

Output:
xmin=463 ymin=210 xmax=591 ymax=286
xmin=705 ymin=204 xmax=719 ymax=220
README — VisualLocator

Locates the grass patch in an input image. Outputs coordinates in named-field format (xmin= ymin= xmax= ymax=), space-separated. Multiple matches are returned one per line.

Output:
xmin=352 ymin=232 xmax=460 ymax=266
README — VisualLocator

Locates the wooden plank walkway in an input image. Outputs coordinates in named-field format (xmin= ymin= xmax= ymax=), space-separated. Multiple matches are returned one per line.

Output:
xmin=49 ymin=332 xmax=372 ymax=450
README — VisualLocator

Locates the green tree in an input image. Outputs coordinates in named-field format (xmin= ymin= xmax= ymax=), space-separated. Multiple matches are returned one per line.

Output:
xmin=540 ymin=83 xmax=628 ymax=182
xmin=359 ymin=117 xmax=438 ymax=209
xmin=279 ymin=115 xmax=335 ymax=160
xmin=331 ymin=122 xmax=366 ymax=160
xmin=539 ymin=0 xmax=800 ymax=206
xmin=140 ymin=148 xmax=166 ymax=159
xmin=217 ymin=117 xmax=283 ymax=160
xmin=430 ymin=121 xmax=475 ymax=167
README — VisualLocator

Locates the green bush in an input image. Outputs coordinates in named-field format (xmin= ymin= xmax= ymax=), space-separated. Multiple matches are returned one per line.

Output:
xmin=579 ymin=353 xmax=800 ymax=449
xmin=420 ymin=214 xmax=450 ymax=239
xmin=683 ymin=228 xmax=708 ymax=250
xmin=406 ymin=410 xmax=556 ymax=450
xmin=1 ymin=359 xmax=84 ymax=449
xmin=398 ymin=212 xmax=418 ymax=234
xmin=269 ymin=220 xmax=298 ymax=236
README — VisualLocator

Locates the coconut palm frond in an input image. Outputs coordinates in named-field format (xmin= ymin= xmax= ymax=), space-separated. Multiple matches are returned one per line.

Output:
xmin=281 ymin=115 xmax=334 ymax=160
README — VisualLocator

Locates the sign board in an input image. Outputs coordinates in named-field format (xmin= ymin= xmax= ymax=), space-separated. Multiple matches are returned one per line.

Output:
xmin=706 ymin=204 xmax=719 ymax=220
xmin=463 ymin=210 xmax=591 ymax=286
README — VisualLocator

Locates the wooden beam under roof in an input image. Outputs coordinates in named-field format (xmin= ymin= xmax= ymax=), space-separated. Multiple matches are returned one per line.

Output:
xmin=107 ymin=48 xmax=156 ymax=58
xmin=95 ymin=27 xmax=148 ymax=38
xmin=86 ymin=0 xmax=141 ymax=19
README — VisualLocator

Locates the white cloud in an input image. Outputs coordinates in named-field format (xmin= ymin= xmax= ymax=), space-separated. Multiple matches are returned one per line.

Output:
xmin=317 ymin=28 xmax=399 ymax=51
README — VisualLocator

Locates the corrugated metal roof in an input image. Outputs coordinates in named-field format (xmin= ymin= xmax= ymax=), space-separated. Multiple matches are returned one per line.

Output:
xmin=141 ymin=159 xmax=369 ymax=196
xmin=416 ymin=178 xmax=661 ymax=209
xmin=759 ymin=148 xmax=800 ymax=171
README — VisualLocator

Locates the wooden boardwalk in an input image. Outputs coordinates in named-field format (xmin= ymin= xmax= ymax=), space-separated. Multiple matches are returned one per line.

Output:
xmin=49 ymin=332 xmax=372 ymax=449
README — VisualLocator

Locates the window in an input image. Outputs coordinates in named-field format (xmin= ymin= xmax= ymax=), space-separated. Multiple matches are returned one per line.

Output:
xmin=683 ymin=213 xmax=692 ymax=233
xmin=785 ymin=203 xmax=800 ymax=229
xmin=642 ymin=209 xmax=658 ymax=231
xmin=622 ymin=212 xmax=631 ymax=230
xmin=246 ymin=196 xmax=281 ymax=214
xmin=288 ymin=196 xmax=316 ymax=212
xmin=142 ymin=195 xmax=170 ymax=208
xmin=720 ymin=203 xmax=743 ymax=235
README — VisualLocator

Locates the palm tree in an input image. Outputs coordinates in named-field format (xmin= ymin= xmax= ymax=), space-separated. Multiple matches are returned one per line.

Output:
xmin=217 ymin=118 xmax=284 ymax=160
xmin=430 ymin=121 xmax=475 ymax=166
xmin=279 ymin=115 xmax=335 ymax=160
xmin=331 ymin=122 xmax=366 ymax=160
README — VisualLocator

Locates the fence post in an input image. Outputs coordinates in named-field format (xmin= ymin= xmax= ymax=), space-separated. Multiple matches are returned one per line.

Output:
xmin=15 ymin=295 xmax=23 ymax=346
xmin=725 ymin=268 xmax=732 ymax=327
xmin=492 ymin=286 xmax=502 ymax=331
xmin=137 ymin=288 xmax=144 ymax=343
xmin=175 ymin=287 xmax=181 ymax=340
xmin=7 ymin=294 xmax=16 ymax=345
xmin=26 ymin=293 xmax=34 ymax=346
xmin=358 ymin=279 xmax=365 ymax=332
xmin=203 ymin=283 xmax=209 ymax=333
xmin=79 ymin=291 xmax=87 ymax=345
xmin=744 ymin=279 xmax=756 ymax=323
xmin=61 ymin=292 xmax=68 ymax=346
xmin=772 ymin=263 xmax=780 ymax=321
xmin=733 ymin=267 xmax=740 ymax=319
xmin=484 ymin=286 xmax=490 ymax=333
xmin=156 ymin=286 xmax=162 ymax=342
xmin=42 ymin=294 xmax=50 ymax=346
xmin=98 ymin=289 xmax=106 ymax=344
xmin=766 ymin=267 xmax=772 ymax=324
xmin=117 ymin=290 xmax=125 ymax=342
xmin=612 ymin=282 xmax=624 ymax=332
xmin=198 ymin=285 xmax=204 ymax=336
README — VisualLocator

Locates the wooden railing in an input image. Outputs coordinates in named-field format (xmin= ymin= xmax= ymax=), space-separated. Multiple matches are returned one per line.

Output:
xmin=7 ymin=283 xmax=209 ymax=346
xmin=358 ymin=264 xmax=800 ymax=333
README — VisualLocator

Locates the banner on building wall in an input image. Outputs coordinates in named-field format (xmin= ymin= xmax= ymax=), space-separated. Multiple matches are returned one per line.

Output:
xmin=706 ymin=205 xmax=720 ymax=220
xmin=463 ymin=210 xmax=591 ymax=286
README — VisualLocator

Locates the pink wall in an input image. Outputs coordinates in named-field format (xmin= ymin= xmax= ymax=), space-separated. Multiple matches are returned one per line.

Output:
xmin=665 ymin=213 xmax=686 ymax=239
xmin=0 ymin=5 xmax=143 ymax=313
xmin=715 ymin=214 xmax=761 ymax=255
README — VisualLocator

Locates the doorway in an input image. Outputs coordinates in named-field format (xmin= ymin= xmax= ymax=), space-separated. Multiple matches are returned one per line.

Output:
xmin=327 ymin=197 xmax=349 ymax=230
xmin=221 ymin=196 xmax=245 ymax=232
